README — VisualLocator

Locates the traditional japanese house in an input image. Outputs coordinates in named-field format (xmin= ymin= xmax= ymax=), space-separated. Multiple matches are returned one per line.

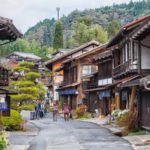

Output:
xmin=0 ymin=16 xmax=22 ymax=89
xmin=91 ymin=49 xmax=114 ymax=117
xmin=107 ymin=15 xmax=150 ymax=128
xmin=0 ymin=16 xmax=22 ymax=115
xmin=45 ymin=40 xmax=99 ymax=103
xmin=6 ymin=52 xmax=42 ymax=72
xmin=57 ymin=44 xmax=104 ymax=110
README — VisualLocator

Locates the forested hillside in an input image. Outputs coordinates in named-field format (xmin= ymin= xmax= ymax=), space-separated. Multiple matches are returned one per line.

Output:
xmin=25 ymin=0 xmax=150 ymax=47
xmin=1 ymin=0 xmax=150 ymax=59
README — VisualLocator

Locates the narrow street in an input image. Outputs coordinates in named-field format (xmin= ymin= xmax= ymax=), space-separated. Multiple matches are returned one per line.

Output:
xmin=9 ymin=113 xmax=134 ymax=150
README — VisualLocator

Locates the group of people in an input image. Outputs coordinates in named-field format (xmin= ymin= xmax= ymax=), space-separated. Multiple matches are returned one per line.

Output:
xmin=34 ymin=100 xmax=49 ymax=120
xmin=52 ymin=102 xmax=71 ymax=121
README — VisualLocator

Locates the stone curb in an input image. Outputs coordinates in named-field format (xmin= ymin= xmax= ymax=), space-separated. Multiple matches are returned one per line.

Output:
xmin=8 ymin=144 xmax=30 ymax=150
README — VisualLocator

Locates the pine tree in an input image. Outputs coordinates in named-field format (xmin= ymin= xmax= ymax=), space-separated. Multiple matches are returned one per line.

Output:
xmin=53 ymin=21 xmax=63 ymax=50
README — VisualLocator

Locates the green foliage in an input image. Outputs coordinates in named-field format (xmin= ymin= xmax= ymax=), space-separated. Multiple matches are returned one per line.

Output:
xmin=67 ymin=22 xmax=108 ymax=47
xmin=19 ymin=87 xmax=39 ymax=97
xmin=11 ymin=94 xmax=35 ymax=102
xmin=0 ymin=139 xmax=7 ymax=150
xmin=2 ymin=109 xmax=22 ymax=131
xmin=35 ymin=83 xmax=46 ymax=100
xmin=12 ymin=80 xmax=35 ymax=88
xmin=128 ymin=130 xmax=145 ymax=136
xmin=89 ymin=24 xmax=108 ymax=43
xmin=23 ymin=0 xmax=150 ymax=48
xmin=13 ymin=67 xmax=30 ymax=73
xmin=19 ymin=61 xmax=34 ymax=68
xmin=53 ymin=21 xmax=64 ymax=50
xmin=18 ymin=104 xmax=35 ymax=111
xmin=25 ymin=72 xmax=40 ymax=80
xmin=107 ymin=20 xmax=121 ymax=39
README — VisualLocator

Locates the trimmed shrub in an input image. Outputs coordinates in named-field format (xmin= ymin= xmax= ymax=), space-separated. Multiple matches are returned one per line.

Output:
xmin=19 ymin=61 xmax=34 ymax=68
xmin=25 ymin=72 xmax=40 ymax=81
xmin=13 ymin=67 xmax=30 ymax=73
xmin=18 ymin=104 xmax=35 ymax=111
xmin=2 ymin=109 xmax=22 ymax=131
xmin=12 ymin=80 xmax=35 ymax=88
xmin=0 ymin=139 xmax=7 ymax=150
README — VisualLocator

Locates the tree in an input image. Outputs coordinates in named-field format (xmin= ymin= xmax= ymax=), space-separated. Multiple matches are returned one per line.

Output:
xmin=107 ymin=20 xmax=121 ymax=39
xmin=89 ymin=25 xmax=108 ymax=43
xmin=67 ymin=22 xmax=108 ymax=47
xmin=10 ymin=61 xmax=45 ymax=110
xmin=53 ymin=21 xmax=64 ymax=50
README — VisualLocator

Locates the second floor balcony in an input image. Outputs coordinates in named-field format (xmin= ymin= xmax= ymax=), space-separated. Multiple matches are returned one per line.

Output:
xmin=113 ymin=60 xmax=138 ymax=79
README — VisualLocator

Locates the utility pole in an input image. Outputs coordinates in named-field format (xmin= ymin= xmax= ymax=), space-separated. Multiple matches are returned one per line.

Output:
xmin=56 ymin=7 xmax=60 ymax=20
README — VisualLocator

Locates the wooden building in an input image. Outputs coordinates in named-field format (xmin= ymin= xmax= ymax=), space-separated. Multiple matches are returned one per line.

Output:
xmin=0 ymin=17 xmax=22 ymax=89
xmin=45 ymin=40 xmax=99 ymax=104
xmin=0 ymin=16 xmax=21 ymax=116
xmin=107 ymin=15 xmax=150 ymax=128
xmin=57 ymin=44 xmax=104 ymax=109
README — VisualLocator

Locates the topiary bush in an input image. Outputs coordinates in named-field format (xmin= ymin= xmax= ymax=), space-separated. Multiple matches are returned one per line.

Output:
xmin=2 ymin=109 xmax=22 ymax=131
xmin=18 ymin=104 xmax=35 ymax=111
xmin=0 ymin=139 xmax=7 ymax=150
xmin=25 ymin=72 xmax=40 ymax=81
xmin=19 ymin=61 xmax=34 ymax=68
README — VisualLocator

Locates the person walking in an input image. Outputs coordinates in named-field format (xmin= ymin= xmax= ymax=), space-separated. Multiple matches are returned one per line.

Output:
xmin=35 ymin=101 xmax=40 ymax=120
xmin=52 ymin=103 xmax=58 ymax=121
xmin=63 ymin=103 xmax=70 ymax=121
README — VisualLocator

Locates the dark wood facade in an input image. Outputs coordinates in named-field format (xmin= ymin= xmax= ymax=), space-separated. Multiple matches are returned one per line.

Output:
xmin=0 ymin=17 xmax=22 ymax=88
xmin=107 ymin=15 xmax=150 ymax=128
xmin=0 ymin=66 xmax=9 ymax=86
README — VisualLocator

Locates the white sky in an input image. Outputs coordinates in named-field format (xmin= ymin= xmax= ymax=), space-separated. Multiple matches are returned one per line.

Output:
xmin=0 ymin=0 xmax=137 ymax=33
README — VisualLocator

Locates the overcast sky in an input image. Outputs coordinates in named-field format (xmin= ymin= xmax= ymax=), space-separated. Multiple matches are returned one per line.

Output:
xmin=0 ymin=0 xmax=137 ymax=33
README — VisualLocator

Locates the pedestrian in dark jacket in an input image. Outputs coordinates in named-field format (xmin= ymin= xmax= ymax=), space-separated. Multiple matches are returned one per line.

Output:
xmin=52 ymin=103 xmax=58 ymax=121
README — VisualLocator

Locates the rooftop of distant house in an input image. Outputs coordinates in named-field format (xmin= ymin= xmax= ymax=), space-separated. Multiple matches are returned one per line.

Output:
xmin=7 ymin=52 xmax=42 ymax=60
xmin=45 ymin=40 xmax=100 ymax=67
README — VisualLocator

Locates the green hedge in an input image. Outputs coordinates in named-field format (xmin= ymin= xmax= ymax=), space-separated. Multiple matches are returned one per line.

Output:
xmin=0 ymin=139 xmax=7 ymax=150
xmin=18 ymin=104 xmax=35 ymax=111
xmin=2 ymin=109 xmax=22 ymax=131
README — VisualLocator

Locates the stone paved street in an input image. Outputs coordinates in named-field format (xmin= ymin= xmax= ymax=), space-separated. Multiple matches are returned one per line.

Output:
xmin=9 ymin=113 xmax=134 ymax=150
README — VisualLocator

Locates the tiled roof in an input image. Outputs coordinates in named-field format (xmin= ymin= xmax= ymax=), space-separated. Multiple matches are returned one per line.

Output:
xmin=0 ymin=16 xmax=22 ymax=41
xmin=12 ymin=52 xmax=41 ymax=60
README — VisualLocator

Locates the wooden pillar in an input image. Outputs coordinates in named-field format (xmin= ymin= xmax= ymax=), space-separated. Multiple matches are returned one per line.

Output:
xmin=129 ymin=86 xmax=137 ymax=112
xmin=0 ymin=111 xmax=3 ymax=131
xmin=137 ymin=88 xmax=142 ymax=128
xmin=116 ymin=95 xmax=120 ymax=109
xmin=138 ymin=40 xmax=141 ymax=74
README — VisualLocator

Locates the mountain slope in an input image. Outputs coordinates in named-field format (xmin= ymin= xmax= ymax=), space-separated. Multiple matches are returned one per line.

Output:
xmin=25 ymin=0 xmax=150 ymax=47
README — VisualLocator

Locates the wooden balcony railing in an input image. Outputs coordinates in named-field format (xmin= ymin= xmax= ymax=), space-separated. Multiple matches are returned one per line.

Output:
xmin=113 ymin=60 xmax=138 ymax=78
xmin=0 ymin=65 xmax=9 ymax=86
xmin=87 ymin=81 xmax=98 ymax=89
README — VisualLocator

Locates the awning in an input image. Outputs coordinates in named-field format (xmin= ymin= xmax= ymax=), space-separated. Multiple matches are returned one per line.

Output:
xmin=58 ymin=82 xmax=80 ymax=89
xmin=93 ymin=50 xmax=112 ymax=61
xmin=120 ymin=75 xmax=140 ymax=87
xmin=58 ymin=88 xmax=77 ymax=96
xmin=84 ymin=87 xmax=105 ymax=92
xmin=97 ymin=90 xmax=111 ymax=100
